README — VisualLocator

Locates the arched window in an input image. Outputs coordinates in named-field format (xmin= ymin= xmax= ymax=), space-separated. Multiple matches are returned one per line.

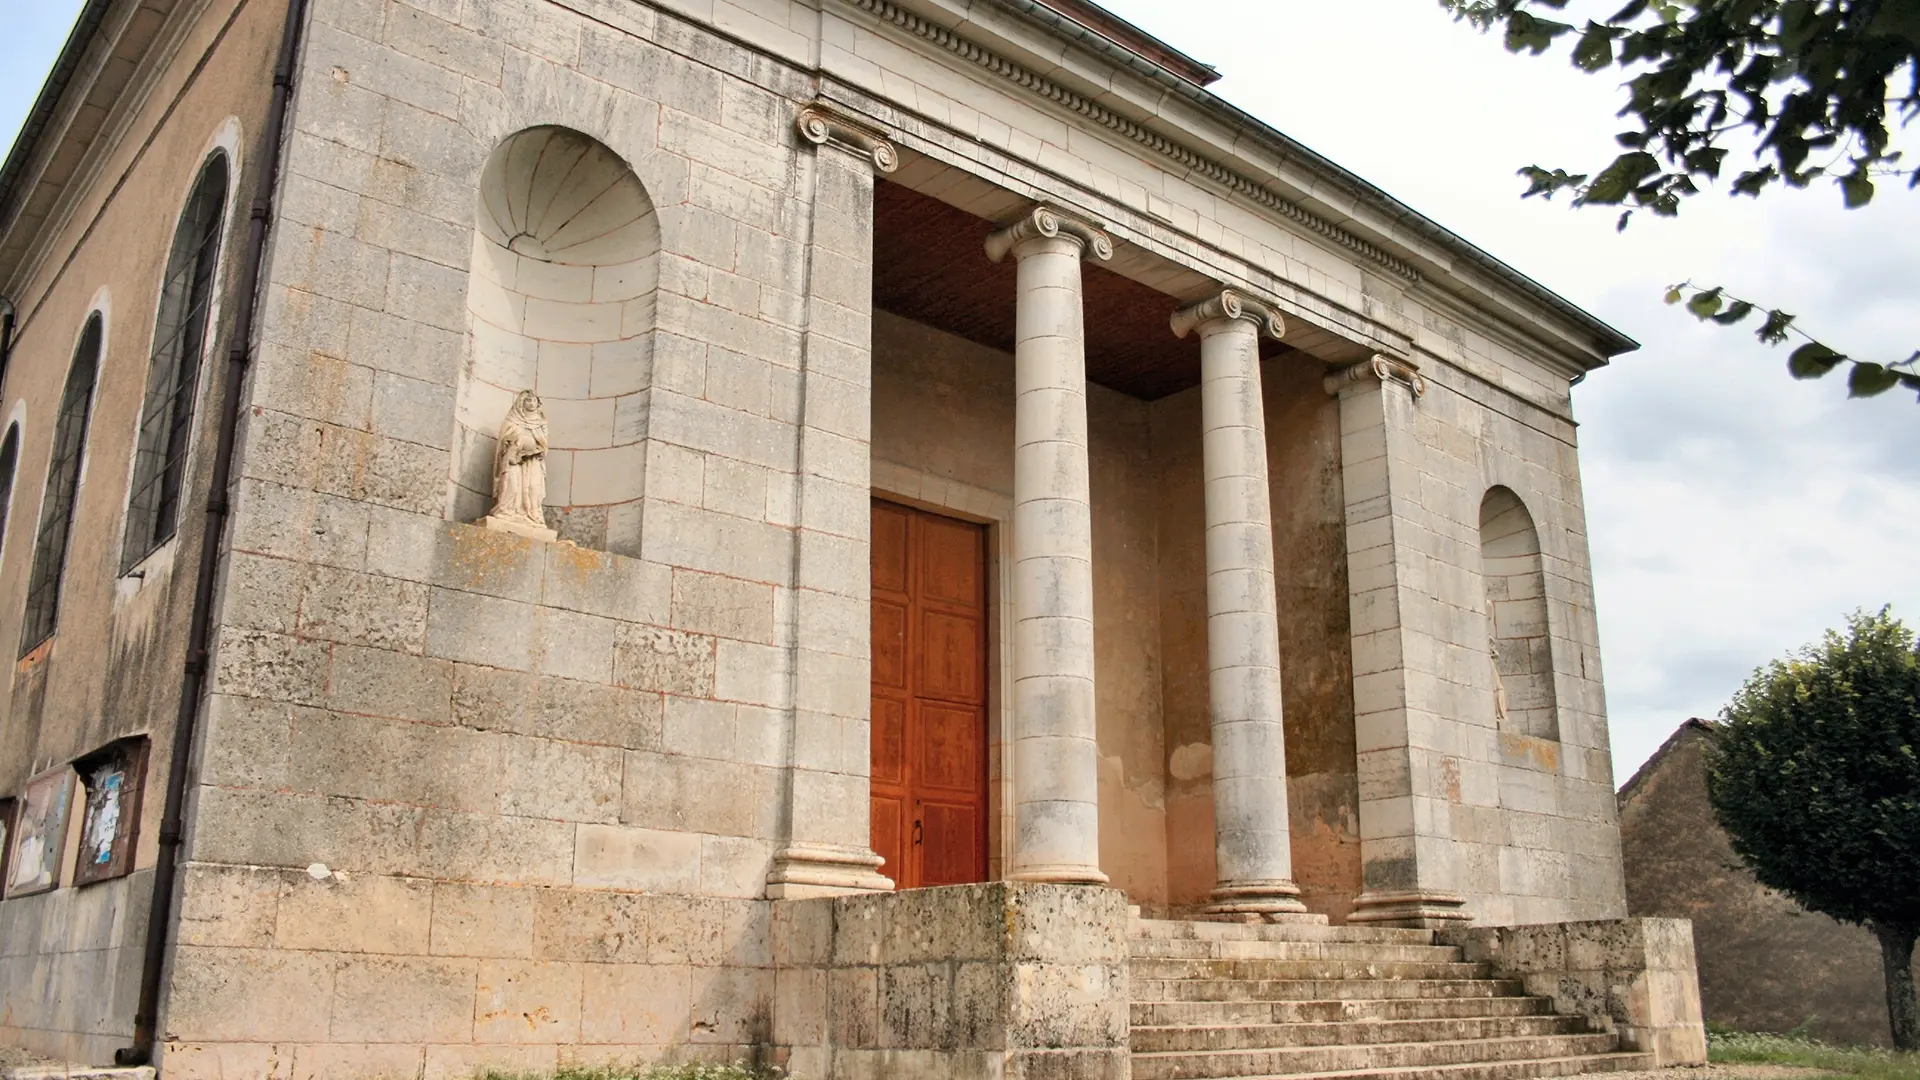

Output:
xmin=21 ymin=315 xmax=104 ymax=656
xmin=1479 ymin=486 xmax=1559 ymax=741
xmin=123 ymin=152 xmax=229 ymax=571
xmin=0 ymin=423 xmax=19 ymax=558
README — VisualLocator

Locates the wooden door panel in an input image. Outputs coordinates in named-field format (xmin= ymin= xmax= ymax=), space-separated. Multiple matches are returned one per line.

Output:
xmin=872 ymin=697 xmax=907 ymax=787
xmin=921 ymin=516 xmax=982 ymax=607
xmin=920 ymin=801 xmax=982 ymax=886
xmin=873 ymin=504 xmax=910 ymax=593
xmin=917 ymin=701 xmax=981 ymax=792
xmin=871 ymin=499 xmax=989 ymax=892
xmin=872 ymin=794 xmax=906 ymax=887
xmin=873 ymin=599 xmax=909 ymax=689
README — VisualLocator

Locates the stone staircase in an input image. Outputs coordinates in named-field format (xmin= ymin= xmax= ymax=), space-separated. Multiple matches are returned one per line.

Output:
xmin=1128 ymin=918 xmax=1654 ymax=1080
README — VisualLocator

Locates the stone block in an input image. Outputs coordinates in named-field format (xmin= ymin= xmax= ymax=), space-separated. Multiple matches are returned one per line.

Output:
xmin=573 ymin=823 xmax=702 ymax=891
xmin=326 ymin=643 xmax=453 ymax=723
xmin=431 ymin=882 xmax=536 ymax=959
xmin=290 ymin=1042 xmax=426 ymax=1080
xmin=164 ymin=946 xmax=335 ymax=1042
xmin=620 ymin=751 xmax=771 ymax=838
xmin=492 ymin=733 xmax=622 ymax=822
xmin=450 ymin=664 xmax=663 ymax=750
xmin=274 ymin=872 xmax=432 ymax=954
xmin=331 ymin=955 xmax=478 ymax=1042
xmin=613 ymin=625 xmax=716 ymax=695
xmin=176 ymin=864 xmax=283 ymax=949
xmin=473 ymin=959 xmax=584 ymax=1044
xmin=687 ymin=965 xmax=774 ymax=1044
xmin=414 ymin=810 xmax=575 ymax=886
xmin=578 ymin=963 xmax=692 ymax=1044
xmin=672 ymin=569 xmax=776 ymax=643
xmin=532 ymin=889 xmax=648 ymax=964
xmin=198 ymin=694 xmax=294 ymax=790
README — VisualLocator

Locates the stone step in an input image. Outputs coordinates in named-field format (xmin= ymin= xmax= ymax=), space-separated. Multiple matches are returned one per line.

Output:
xmin=1130 ymin=1014 xmax=1590 ymax=1053
xmin=1168 ymin=1051 xmax=1655 ymax=1080
xmin=1131 ymin=918 xmax=1436 ymax=946
xmin=1131 ymin=996 xmax=1557 ymax=1028
xmin=1131 ymin=938 xmax=1466 ymax=963
xmin=1129 ymin=957 xmax=1491 ymax=982
xmin=1130 ymin=978 xmax=1529 ymax=1003
xmin=1132 ymin=1033 xmax=1623 ymax=1080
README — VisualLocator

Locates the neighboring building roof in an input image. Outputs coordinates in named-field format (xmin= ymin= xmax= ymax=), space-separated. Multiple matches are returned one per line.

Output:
xmin=1618 ymin=717 xmax=1718 ymax=803
xmin=0 ymin=0 xmax=1638 ymax=362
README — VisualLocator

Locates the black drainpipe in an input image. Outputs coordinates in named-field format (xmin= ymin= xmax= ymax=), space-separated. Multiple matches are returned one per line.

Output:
xmin=119 ymin=0 xmax=310 ymax=1064
xmin=0 ymin=304 xmax=15 ymax=391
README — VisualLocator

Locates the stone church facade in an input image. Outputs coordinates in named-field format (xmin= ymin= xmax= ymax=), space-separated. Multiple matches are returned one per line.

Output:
xmin=0 ymin=0 xmax=1676 ymax=1074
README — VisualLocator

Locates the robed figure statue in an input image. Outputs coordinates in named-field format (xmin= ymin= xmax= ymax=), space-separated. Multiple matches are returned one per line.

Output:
xmin=478 ymin=390 xmax=557 ymax=541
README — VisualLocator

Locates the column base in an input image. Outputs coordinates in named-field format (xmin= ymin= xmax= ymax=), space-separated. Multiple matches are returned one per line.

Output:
xmin=1348 ymin=890 xmax=1473 ymax=929
xmin=765 ymin=843 xmax=894 ymax=899
xmin=1009 ymin=863 xmax=1111 ymax=886
xmin=1205 ymin=880 xmax=1327 ymax=924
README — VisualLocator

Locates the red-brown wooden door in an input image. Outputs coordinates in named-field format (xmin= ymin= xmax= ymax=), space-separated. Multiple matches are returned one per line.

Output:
xmin=871 ymin=499 xmax=989 ymax=889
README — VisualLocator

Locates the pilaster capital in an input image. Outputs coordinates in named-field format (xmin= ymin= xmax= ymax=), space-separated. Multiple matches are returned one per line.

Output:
xmin=1323 ymin=354 xmax=1427 ymax=399
xmin=1170 ymin=288 xmax=1286 ymax=341
xmin=795 ymin=103 xmax=899 ymax=173
xmin=984 ymin=205 xmax=1114 ymax=263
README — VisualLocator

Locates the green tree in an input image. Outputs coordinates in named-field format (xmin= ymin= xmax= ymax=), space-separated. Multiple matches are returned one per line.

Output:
xmin=1443 ymin=0 xmax=1920 ymax=400
xmin=1707 ymin=609 xmax=1920 ymax=1048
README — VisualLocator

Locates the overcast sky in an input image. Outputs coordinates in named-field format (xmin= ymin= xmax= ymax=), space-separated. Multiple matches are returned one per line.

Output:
xmin=3 ymin=0 xmax=1914 ymax=784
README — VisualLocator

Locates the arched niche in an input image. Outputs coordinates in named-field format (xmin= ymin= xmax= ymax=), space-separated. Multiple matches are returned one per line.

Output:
xmin=454 ymin=126 xmax=661 ymax=554
xmin=1479 ymin=486 xmax=1559 ymax=741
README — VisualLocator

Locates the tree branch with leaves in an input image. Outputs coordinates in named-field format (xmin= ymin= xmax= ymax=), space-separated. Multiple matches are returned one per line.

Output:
xmin=1444 ymin=0 xmax=1920 ymax=400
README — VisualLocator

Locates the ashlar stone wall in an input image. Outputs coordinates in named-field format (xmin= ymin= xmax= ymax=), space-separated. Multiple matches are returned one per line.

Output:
xmin=166 ymin=0 xmax=847 ymax=1072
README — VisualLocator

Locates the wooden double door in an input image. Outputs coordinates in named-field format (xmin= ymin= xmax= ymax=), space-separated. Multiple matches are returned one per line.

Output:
xmin=870 ymin=499 xmax=990 ymax=890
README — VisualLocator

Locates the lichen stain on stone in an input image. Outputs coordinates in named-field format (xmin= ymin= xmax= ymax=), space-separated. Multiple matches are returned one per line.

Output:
xmin=1499 ymin=732 xmax=1560 ymax=773
xmin=446 ymin=521 xmax=535 ymax=588
xmin=548 ymin=536 xmax=609 ymax=582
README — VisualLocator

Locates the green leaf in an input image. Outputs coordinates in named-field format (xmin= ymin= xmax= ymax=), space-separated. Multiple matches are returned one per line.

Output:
xmin=1572 ymin=24 xmax=1616 ymax=70
xmin=1686 ymin=287 xmax=1725 ymax=318
xmin=1663 ymin=286 xmax=1685 ymax=305
xmin=1712 ymin=300 xmax=1755 ymax=325
xmin=1582 ymin=151 xmax=1662 ymax=204
xmin=1788 ymin=343 xmax=1843 ymax=379
xmin=1840 ymin=170 xmax=1875 ymax=208
xmin=1847 ymin=362 xmax=1901 ymax=397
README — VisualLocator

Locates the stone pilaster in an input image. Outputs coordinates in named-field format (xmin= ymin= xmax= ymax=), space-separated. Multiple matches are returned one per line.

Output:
xmin=1171 ymin=290 xmax=1314 ymax=920
xmin=1325 ymin=355 xmax=1471 ymax=928
xmin=766 ymin=104 xmax=897 ymax=898
xmin=985 ymin=206 xmax=1112 ymax=886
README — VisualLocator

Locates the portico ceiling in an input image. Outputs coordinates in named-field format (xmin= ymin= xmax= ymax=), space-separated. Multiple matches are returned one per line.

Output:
xmin=872 ymin=180 xmax=1291 ymax=402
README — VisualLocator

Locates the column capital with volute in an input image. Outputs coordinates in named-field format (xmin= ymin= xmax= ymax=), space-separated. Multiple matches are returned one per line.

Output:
xmin=985 ymin=206 xmax=1114 ymax=263
xmin=1323 ymin=353 xmax=1427 ymax=399
xmin=1171 ymin=288 xmax=1287 ymax=341
xmin=794 ymin=103 xmax=900 ymax=173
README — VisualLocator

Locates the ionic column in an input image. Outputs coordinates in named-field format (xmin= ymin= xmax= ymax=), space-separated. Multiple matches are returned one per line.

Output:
xmin=1324 ymin=355 xmax=1471 ymax=928
xmin=985 ymin=206 xmax=1113 ymax=885
xmin=765 ymin=105 xmax=898 ymax=899
xmin=1171 ymin=290 xmax=1310 ymax=918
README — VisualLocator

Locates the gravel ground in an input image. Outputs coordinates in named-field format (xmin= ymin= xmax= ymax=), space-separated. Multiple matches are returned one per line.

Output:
xmin=0 ymin=1045 xmax=59 ymax=1072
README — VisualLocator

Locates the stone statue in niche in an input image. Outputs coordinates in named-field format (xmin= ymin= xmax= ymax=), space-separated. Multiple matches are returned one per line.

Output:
xmin=1489 ymin=637 xmax=1510 ymax=725
xmin=478 ymin=390 xmax=557 ymax=542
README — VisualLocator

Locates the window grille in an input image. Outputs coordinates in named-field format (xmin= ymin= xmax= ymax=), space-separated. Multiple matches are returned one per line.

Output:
xmin=20 ymin=316 xmax=103 ymax=657
xmin=122 ymin=154 xmax=228 ymax=572
xmin=0 ymin=424 xmax=19 ymax=557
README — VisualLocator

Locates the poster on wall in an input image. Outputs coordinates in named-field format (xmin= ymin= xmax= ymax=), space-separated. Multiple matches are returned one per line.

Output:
xmin=6 ymin=767 xmax=75 ymax=897
xmin=74 ymin=740 xmax=147 ymax=887
xmin=0 ymin=798 xmax=15 ymax=894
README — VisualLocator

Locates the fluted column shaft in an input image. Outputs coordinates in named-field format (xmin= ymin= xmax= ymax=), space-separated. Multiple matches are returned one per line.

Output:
xmin=988 ymin=208 xmax=1112 ymax=886
xmin=1175 ymin=291 xmax=1308 ymax=916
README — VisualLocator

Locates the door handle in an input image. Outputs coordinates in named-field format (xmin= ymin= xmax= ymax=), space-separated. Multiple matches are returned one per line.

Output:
xmin=912 ymin=802 xmax=923 ymax=846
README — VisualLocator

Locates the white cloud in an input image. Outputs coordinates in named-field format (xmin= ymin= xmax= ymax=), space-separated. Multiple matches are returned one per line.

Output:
xmin=1102 ymin=0 xmax=1920 ymax=781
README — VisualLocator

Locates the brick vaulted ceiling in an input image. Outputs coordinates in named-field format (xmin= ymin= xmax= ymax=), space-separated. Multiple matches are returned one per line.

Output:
xmin=873 ymin=180 xmax=1286 ymax=402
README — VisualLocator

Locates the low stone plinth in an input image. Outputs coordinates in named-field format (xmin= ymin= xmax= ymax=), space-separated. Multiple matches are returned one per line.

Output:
xmin=1440 ymin=917 xmax=1707 ymax=1066
xmin=774 ymin=881 xmax=1130 ymax=1080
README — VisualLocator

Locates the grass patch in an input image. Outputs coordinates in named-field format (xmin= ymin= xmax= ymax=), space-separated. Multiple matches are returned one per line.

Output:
xmin=476 ymin=1064 xmax=784 ymax=1080
xmin=1709 ymin=1028 xmax=1920 ymax=1080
